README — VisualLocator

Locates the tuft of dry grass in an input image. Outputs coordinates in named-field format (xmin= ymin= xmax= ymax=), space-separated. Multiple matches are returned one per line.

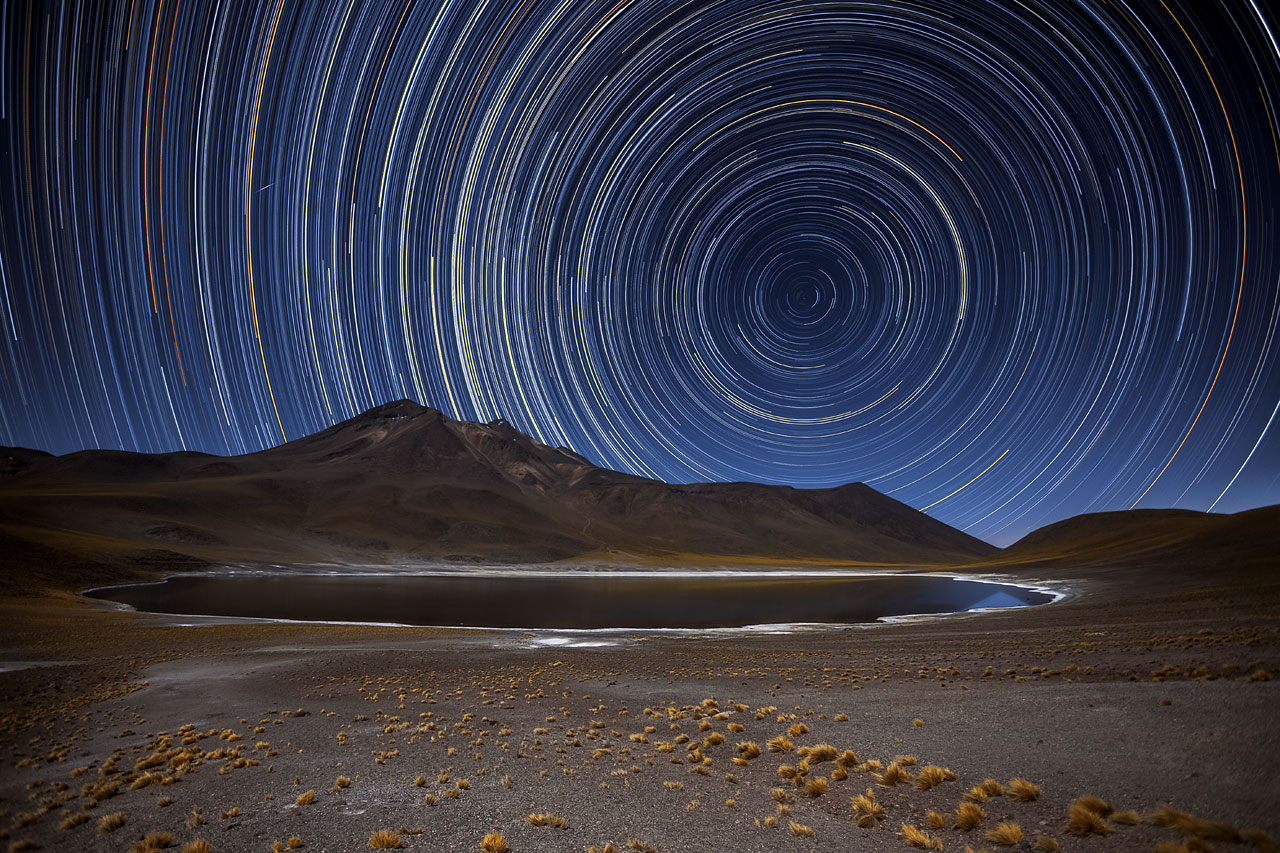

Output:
xmin=838 ymin=749 xmax=858 ymax=767
xmin=1111 ymin=810 xmax=1140 ymax=825
xmin=368 ymin=830 xmax=403 ymax=849
xmin=927 ymin=811 xmax=947 ymax=830
xmin=788 ymin=723 xmax=809 ymax=737
xmin=738 ymin=741 xmax=762 ymax=759
xmin=295 ymin=790 xmax=316 ymax=806
xmin=60 ymin=812 xmax=91 ymax=830
xmin=1073 ymin=795 xmax=1112 ymax=817
xmin=1034 ymin=836 xmax=1062 ymax=852
xmin=767 ymin=735 xmax=794 ymax=753
xmin=414 ymin=775 xmax=426 ymax=787
xmin=181 ymin=843 xmax=210 ymax=853
xmin=479 ymin=832 xmax=509 ymax=853
xmin=141 ymin=832 xmax=175 ymax=849
xmin=805 ymin=744 xmax=839 ymax=764
xmin=97 ymin=812 xmax=126 ymax=834
xmin=333 ymin=776 xmax=352 ymax=791
xmin=788 ymin=821 xmax=815 ymax=838
xmin=1066 ymin=798 xmax=1112 ymax=837
xmin=955 ymin=801 xmax=986 ymax=831
xmin=877 ymin=762 xmax=911 ymax=787
xmin=528 ymin=813 xmax=568 ymax=829
xmin=900 ymin=823 xmax=943 ymax=851
xmin=802 ymin=777 xmax=828 ymax=798
xmin=288 ymin=838 xmax=303 ymax=849
xmin=913 ymin=718 xmax=924 ymax=728
xmin=986 ymin=822 xmax=1024 ymax=846
xmin=914 ymin=765 xmax=952 ymax=790
xmin=851 ymin=788 xmax=885 ymax=828
xmin=1005 ymin=778 xmax=1039 ymax=802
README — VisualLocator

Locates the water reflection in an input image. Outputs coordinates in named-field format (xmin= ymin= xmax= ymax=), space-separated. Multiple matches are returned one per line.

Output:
xmin=89 ymin=573 xmax=1054 ymax=629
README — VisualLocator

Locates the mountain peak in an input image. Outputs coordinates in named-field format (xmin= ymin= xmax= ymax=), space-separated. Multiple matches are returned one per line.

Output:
xmin=359 ymin=399 xmax=433 ymax=420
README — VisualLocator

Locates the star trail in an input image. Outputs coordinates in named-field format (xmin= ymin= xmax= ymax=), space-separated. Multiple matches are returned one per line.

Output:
xmin=1 ymin=0 xmax=1278 ymax=544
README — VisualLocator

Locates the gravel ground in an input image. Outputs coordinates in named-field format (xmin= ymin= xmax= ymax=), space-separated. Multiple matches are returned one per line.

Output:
xmin=1 ymin=563 xmax=1277 ymax=853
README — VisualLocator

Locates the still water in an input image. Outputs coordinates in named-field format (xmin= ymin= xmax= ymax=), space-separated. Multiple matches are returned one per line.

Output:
xmin=88 ymin=572 xmax=1054 ymax=629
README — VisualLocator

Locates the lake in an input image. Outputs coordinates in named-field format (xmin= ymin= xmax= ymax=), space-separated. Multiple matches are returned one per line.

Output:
xmin=87 ymin=572 xmax=1055 ymax=629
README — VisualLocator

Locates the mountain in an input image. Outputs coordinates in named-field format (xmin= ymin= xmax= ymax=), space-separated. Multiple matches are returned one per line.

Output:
xmin=0 ymin=400 xmax=994 ymax=579
xmin=979 ymin=504 xmax=1280 ymax=571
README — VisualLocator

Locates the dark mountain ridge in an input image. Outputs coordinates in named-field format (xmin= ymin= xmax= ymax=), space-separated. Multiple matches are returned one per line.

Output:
xmin=0 ymin=400 xmax=995 ymax=570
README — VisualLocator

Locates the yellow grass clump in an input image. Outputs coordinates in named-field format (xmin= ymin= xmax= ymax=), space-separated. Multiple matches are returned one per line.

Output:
xmin=368 ymin=830 xmax=403 ymax=849
xmin=986 ymin=822 xmax=1024 ymax=846
xmin=528 ymin=813 xmax=568 ymax=829
xmin=878 ymin=762 xmax=911 ymax=787
xmin=788 ymin=821 xmax=815 ymax=837
xmin=98 ymin=812 xmax=127 ymax=834
xmin=851 ymin=788 xmax=885 ymax=827
xmin=181 ymin=842 xmax=210 ymax=853
xmin=736 ymin=741 xmax=760 ymax=759
xmin=927 ymin=811 xmax=947 ymax=830
xmin=768 ymin=735 xmax=794 ymax=752
xmin=900 ymin=823 xmax=943 ymax=851
xmin=914 ymin=765 xmax=953 ymax=790
xmin=1034 ymin=835 xmax=1062 ymax=852
xmin=295 ymin=790 xmax=316 ymax=806
xmin=1066 ymin=797 xmax=1112 ymax=837
xmin=1008 ymin=778 xmax=1041 ymax=801
xmin=805 ymin=744 xmax=839 ymax=764
xmin=955 ymin=801 xmax=986 ymax=831
xmin=788 ymin=722 xmax=809 ymax=737
xmin=60 ymin=812 xmax=91 ymax=830
xmin=480 ymin=832 xmax=509 ymax=853
xmin=802 ymin=777 xmax=829 ymax=798
xmin=333 ymin=776 xmax=352 ymax=791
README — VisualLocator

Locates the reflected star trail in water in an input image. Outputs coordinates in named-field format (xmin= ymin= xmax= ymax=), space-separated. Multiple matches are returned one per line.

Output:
xmin=1 ymin=0 xmax=1278 ymax=544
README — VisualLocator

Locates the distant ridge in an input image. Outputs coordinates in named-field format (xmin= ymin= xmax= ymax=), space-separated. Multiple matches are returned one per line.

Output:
xmin=981 ymin=503 xmax=1280 ymax=571
xmin=0 ymin=399 xmax=994 ymax=573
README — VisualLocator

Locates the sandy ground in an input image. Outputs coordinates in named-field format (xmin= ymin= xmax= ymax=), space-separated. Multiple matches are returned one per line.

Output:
xmin=1 ymin=563 xmax=1278 ymax=853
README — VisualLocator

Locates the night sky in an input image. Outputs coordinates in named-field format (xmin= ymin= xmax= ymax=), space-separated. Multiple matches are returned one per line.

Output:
xmin=1 ymin=0 xmax=1278 ymax=545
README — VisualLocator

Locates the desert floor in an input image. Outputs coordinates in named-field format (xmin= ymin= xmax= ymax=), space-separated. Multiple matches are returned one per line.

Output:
xmin=1 ymin=563 xmax=1277 ymax=853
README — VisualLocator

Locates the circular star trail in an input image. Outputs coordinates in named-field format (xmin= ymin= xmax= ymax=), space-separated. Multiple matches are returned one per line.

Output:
xmin=2 ymin=0 xmax=1278 ymax=543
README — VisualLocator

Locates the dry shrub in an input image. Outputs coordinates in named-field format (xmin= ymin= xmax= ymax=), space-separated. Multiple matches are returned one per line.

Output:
xmin=1066 ymin=798 xmax=1112 ymax=837
xmin=478 ymin=832 xmax=509 ymax=853
xmin=295 ymin=790 xmax=316 ymax=806
xmin=851 ymin=788 xmax=885 ymax=827
xmin=927 ymin=811 xmax=947 ymax=830
xmin=97 ymin=812 xmax=126 ymax=834
xmin=802 ymin=777 xmax=828 ymax=798
xmin=181 ymin=843 xmax=210 ymax=853
xmin=738 ymin=741 xmax=761 ymax=759
xmin=60 ymin=812 xmax=91 ymax=830
xmin=768 ymin=735 xmax=794 ymax=753
xmin=527 ymin=813 xmax=567 ymax=829
xmin=1034 ymin=836 xmax=1062 ymax=852
xmin=1008 ymin=778 xmax=1041 ymax=801
xmin=900 ymin=823 xmax=943 ymax=851
xmin=878 ymin=762 xmax=911 ymax=787
xmin=806 ymin=744 xmax=839 ymax=764
xmin=955 ymin=801 xmax=986 ymax=830
xmin=788 ymin=723 xmax=809 ymax=737
xmin=986 ymin=822 xmax=1024 ymax=846
xmin=368 ymin=830 xmax=403 ymax=849
xmin=914 ymin=765 xmax=951 ymax=790
xmin=788 ymin=821 xmax=815 ymax=838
